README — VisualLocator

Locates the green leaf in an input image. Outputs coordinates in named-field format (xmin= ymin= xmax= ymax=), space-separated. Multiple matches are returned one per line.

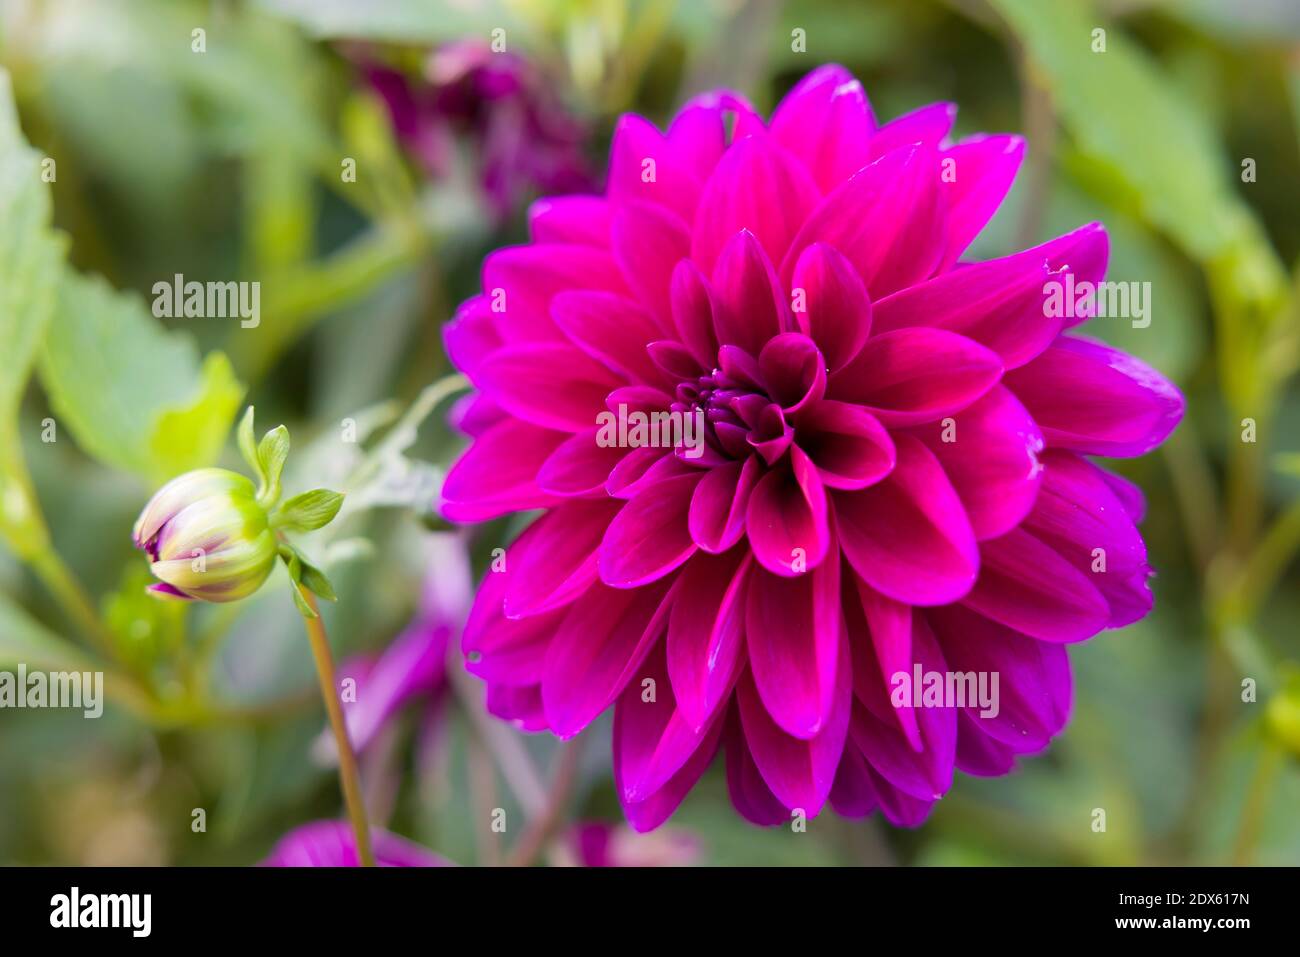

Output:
xmin=236 ymin=406 xmax=263 ymax=484
xmin=986 ymin=0 xmax=1287 ymax=296
xmin=277 ymin=541 xmax=336 ymax=604
xmin=0 ymin=69 xmax=64 ymax=426
xmin=274 ymin=488 xmax=344 ymax=532
xmin=297 ymin=559 xmax=337 ymax=603
xmin=38 ymin=270 xmax=246 ymax=485
xmin=0 ymin=68 xmax=65 ymax=556
xmin=256 ymin=424 xmax=290 ymax=506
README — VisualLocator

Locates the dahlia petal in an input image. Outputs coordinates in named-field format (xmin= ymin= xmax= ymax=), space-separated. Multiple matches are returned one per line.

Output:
xmin=744 ymin=549 xmax=840 ymax=739
xmin=646 ymin=339 xmax=703 ymax=380
xmin=1003 ymin=336 xmax=1184 ymax=457
xmin=829 ymin=747 xmax=880 ymax=818
xmin=938 ymin=134 xmax=1025 ymax=268
xmin=782 ymin=145 xmax=946 ymax=298
xmin=789 ymin=242 xmax=872 ymax=372
xmin=794 ymin=399 xmax=895 ymax=490
xmin=443 ymin=297 xmax=502 ymax=383
xmin=529 ymin=195 xmax=613 ymax=246
xmin=690 ymin=135 xmax=821 ymax=274
xmin=912 ymin=384 xmax=1044 ymax=540
xmin=669 ymin=259 xmax=721 ymax=369
xmin=927 ymin=603 xmax=1072 ymax=751
xmin=611 ymin=201 xmax=691 ymax=332
xmin=866 ymin=101 xmax=956 ymax=160
xmin=621 ymin=709 xmax=725 ymax=833
xmin=960 ymin=527 xmax=1110 ymax=642
xmin=542 ymin=580 xmax=674 ymax=737
xmin=667 ymin=551 xmax=751 ymax=731
xmin=448 ymin=392 xmax=503 ymax=437
xmin=599 ymin=473 xmax=702 ymax=587
xmin=847 ymin=616 xmax=956 ymax=800
xmin=340 ymin=621 xmax=447 ymax=753
xmin=724 ymin=709 xmax=791 ymax=825
xmin=441 ymin=419 xmax=565 ymax=522
xmin=769 ymin=64 xmax=875 ymax=191
xmin=746 ymin=445 xmax=830 ymax=576
xmin=504 ymin=501 xmax=621 ymax=618
xmin=871 ymin=223 xmax=1110 ymax=370
xmin=1022 ymin=450 xmax=1152 ymax=627
xmin=1096 ymin=464 xmax=1147 ymax=523
xmin=829 ymin=327 xmax=1003 ymax=427
xmin=667 ymin=89 xmax=764 ymax=180
xmin=614 ymin=638 xmax=722 ymax=802
xmin=463 ymin=563 xmax=563 ymax=688
xmin=485 ymin=682 xmax=549 ymax=732
xmin=688 ymin=455 xmax=760 ymax=552
xmin=481 ymin=244 xmax=627 ymax=343
xmin=264 ymin=820 xmax=449 ymax=868
xmin=551 ymin=290 xmax=668 ymax=386
xmin=846 ymin=577 xmax=920 ymax=749
xmin=477 ymin=343 xmax=622 ymax=432
xmin=849 ymin=703 xmax=945 ymax=803
xmin=954 ymin=709 xmax=1018 ymax=777
xmin=863 ymin=763 xmax=937 ymax=828
xmin=709 ymin=230 xmax=792 ymax=356
xmin=605 ymin=445 xmax=673 ymax=499
xmin=537 ymin=428 xmax=628 ymax=496
xmin=736 ymin=635 xmax=851 ymax=813
xmin=758 ymin=332 xmax=827 ymax=413
xmin=608 ymin=113 xmax=703 ymax=222
xmin=835 ymin=434 xmax=979 ymax=605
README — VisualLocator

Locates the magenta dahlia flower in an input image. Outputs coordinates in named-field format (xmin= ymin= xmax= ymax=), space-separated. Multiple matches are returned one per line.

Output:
xmin=440 ymin=64 xmax=1183 ymax=830
xmin=263 ymin=820 xmax=450 ymax=867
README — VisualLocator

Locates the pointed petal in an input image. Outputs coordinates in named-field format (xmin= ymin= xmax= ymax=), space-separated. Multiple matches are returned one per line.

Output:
xmin=912 ymin=384 xmax=1044 ymax=540
xmin=599 ymin=473 xmax=702 ymax=587
xmin=835 ymin=435 xmax=979 ymax=605
xmin=746 ymin=446 xmax=830 ymax=576
xmin=769 ymin=64 xmax=875 ymax=190
xmin=542 ymin=580 xmax=674 ymax=737
xmin=744 ymin=549 xmax=841 ymax=739
xmin=1003 ymin=335 xmax=1184 ymax=457
xmin=667 ymin=551 xmax=751 ymax=731
xmin=789 ymin=242 xmax=872 ymax=372
xmin=795 ymin=399 xmax=896 ymax=490
xmin=938 ymin=134 xmax=1024 ymax=267
xmin=829 ymin=327 xmax=1003 ymax=428
xmin=690 ymin=134 xmax=821 ymax=274
xmin=960 ymin=527 xmax=1110 ymax=642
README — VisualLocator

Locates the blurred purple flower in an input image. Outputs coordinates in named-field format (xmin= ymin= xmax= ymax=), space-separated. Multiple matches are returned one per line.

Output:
xmin=363 ymin=40 xmax=593 ymax=219
xmin=263 ymin=820 xmax=451 ymax=867
xmin=560 ymin=821 xmax=702 ymax=867
xmin=317 ymin=535 xmax=470 ymax=767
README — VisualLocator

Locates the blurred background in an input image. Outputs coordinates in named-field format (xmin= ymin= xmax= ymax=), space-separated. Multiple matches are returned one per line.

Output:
xmin=0 ymin=0 xmax=1298 ymax=866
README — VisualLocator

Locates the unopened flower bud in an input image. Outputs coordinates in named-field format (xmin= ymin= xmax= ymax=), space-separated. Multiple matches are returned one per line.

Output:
xmin=132 ymin=467 xmax=277 ymax=602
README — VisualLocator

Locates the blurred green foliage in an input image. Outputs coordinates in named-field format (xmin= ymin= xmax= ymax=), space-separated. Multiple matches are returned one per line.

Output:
xmin=0 ymin=0 xmax=1297 ymax=866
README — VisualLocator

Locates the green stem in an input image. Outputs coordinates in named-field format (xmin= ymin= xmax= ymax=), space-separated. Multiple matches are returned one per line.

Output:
xmin=1230 ymin=742 xmax=1281 ymax=865
xmin=299 ymin=587 xmax=374 ymax=867
xmin=1229 ymin=496 xmax=1300 ymax=622
xmin=28 ymin=549 xmax=113 ymax=653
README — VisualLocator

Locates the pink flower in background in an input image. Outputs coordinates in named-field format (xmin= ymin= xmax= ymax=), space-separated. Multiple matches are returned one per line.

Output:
xmin=263 ymin=820 xmax=450 ymax=867
xmin=441 ymin=64 xmax=1183 ymax=829
xmin=363 ymin=40 xmax=593 ymax=219
xmin=321 ymin=536 xmax=470 ymax=775
xmin=558 ymin=821 xmax=702 ymax=867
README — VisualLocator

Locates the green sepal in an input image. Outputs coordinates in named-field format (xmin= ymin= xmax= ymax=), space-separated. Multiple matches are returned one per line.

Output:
xmin=273 ymin=488 xmax=344 ymax=532
xmin=256 ymin=424 xmax=290 ymax=508
xmin=237 ymin=406 xmax=264 ymax=486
